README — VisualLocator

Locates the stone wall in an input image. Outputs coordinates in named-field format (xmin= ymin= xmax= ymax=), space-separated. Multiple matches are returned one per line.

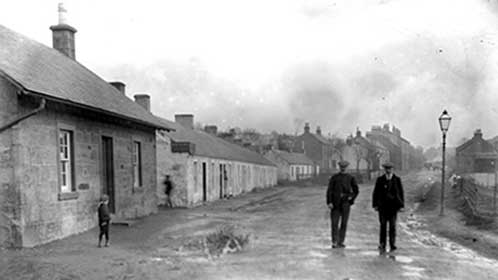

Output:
xmin=264 ymin=151 xmax=290 ymax=181
xmin=12 ymin=96 xmax=157 ymax=247
xmin=0 ymin=76 xmax=22 ymax=247
xmin=186 ymin=157 xmax=277 ymax=206
xmin=156 ymin=132 xmax=189 ymax=206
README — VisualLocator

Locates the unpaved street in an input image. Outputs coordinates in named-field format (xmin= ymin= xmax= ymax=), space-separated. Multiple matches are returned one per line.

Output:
xmin=1 ymin=181 xmax=498 ymax=280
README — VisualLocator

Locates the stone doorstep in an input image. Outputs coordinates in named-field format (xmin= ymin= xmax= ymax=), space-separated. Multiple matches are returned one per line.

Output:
xmin=110 ymin=215 xmax=139 ymax=226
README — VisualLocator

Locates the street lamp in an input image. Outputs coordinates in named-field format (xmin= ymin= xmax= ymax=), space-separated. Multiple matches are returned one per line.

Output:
xmin=439 ymin=110 xmax=452 ymax=216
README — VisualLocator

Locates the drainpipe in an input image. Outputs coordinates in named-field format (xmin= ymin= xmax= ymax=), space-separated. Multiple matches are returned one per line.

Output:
xmin=0 ymin=98 xmax=46 ymax=133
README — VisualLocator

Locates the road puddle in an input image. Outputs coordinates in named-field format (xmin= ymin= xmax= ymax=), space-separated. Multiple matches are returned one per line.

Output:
xmin=358 ymin=251 xmax=379 ymax=256
xmin=387 ymin=255 xmax=414 ymax=263
xmin=309 ymin=251 xmax=328 ymax=258
xmin=402 ymin=271 xmax=424 ymax=278
xmin=402 ymin=265 xmax=425 ymax=272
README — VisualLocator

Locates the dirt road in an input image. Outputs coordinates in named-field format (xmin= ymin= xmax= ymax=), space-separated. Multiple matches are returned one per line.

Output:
xmin=1 ymin=182 xmax=497 ymax=279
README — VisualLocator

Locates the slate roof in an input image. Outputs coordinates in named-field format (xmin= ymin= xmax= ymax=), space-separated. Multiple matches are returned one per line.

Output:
xmin=0 ymin=24 xmax=171 ymax=130
xmin=270 ymin=150 xmax=314 ymax=165
xmin=157 ymin=117 xmax=275 ymax=166
xmin=457 ymin=130 xmax=497 ymax=157
xmin=312 ymin=133 xmax=330 ymax=144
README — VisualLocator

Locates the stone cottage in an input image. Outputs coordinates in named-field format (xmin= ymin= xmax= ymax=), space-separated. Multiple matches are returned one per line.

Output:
xmin=292 ymin=123 xmax=333 ymax=174
xmin=456 ymin=129 xmax=498 ymax=187
xmin=152 ymin=114 xmax=277 ymax=207
xmin=0 ymin=19 xmax=171 ymax=247
xmin=264 ymin=149 xmax=315 ymax=182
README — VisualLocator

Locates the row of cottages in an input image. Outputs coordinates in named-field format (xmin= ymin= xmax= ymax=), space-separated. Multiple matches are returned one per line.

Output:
xmin=0 ymin=21 xmax=174 ymax=247
xmin=456 ymin=129 xmax=498 ymax=187
xmin=264 ymin=149 xmax=315 ymax=182
xmin=153 ymin=114 xmax=277 ymax=207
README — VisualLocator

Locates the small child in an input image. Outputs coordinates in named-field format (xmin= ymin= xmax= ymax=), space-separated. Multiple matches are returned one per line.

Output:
xmin=97 ymin=194 xmax=111 ymax=247
xmin=163 ymin=175 xmax=174 ymax=208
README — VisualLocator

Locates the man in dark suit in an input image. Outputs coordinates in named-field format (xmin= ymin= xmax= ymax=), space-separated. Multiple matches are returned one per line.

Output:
xmin=326 ymin=160 xmax=359 ymax=249
xmin=372 ymin=162 xmax=404 ymax=252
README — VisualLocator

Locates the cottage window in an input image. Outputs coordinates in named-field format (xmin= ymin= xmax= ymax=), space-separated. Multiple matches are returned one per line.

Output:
xmin=133 ymin=141 xmax=143 ymax=188
xmin=193 ymin=161 xmax=198 ymax=189
xmin=59 ymin=130 xmax=74 ymax=193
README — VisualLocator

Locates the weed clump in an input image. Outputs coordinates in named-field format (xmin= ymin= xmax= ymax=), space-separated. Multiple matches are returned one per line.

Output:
xmin=204 ymin=224 xmax=250 ymax=258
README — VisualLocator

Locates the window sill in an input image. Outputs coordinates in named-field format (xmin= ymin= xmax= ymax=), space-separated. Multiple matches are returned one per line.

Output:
xmin=133 ymin=186 xmax=144 ymax=194
xmin=58 ymin=191 xmax=79 ymax=201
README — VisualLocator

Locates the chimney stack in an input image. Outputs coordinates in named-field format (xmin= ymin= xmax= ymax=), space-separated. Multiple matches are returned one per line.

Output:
xmin=110 ymin=81 xmax=125 ymax=95
xmin=204 ymin=125 xmax=218 ymax=135
xmin=134 ymin=94 xmax=150 ymax=112
xmin=356 ymin=127 xmax=361 ymax=137
xmin=304 ymin=123 xmax=310 ymax=134
xmin=175 ymin=114 xmax=194 ymax=130
xmin=474 ymin=129 xmax=483 ymax=138
xmin=316 ymin=126 xmax=322 ymax=135
xmin=50 ymin=3 xmax=77 ymax=59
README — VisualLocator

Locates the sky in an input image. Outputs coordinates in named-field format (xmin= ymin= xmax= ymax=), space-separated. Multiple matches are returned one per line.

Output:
xmin=2 ymin=0 xmax=498 ymax=148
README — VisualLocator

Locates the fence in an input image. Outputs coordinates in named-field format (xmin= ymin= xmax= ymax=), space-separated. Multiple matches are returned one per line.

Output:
xmin=454 ymin=177 xmax=497 ymax=221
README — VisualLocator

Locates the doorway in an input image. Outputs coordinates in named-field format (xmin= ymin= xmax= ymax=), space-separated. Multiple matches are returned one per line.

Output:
xmin=202 ymin=162 xmax=207 ymax=201
xmin=101 ymin=136 xmax=115 ymax=213
xmin=219 ymin=164 xmax=224 ymax=199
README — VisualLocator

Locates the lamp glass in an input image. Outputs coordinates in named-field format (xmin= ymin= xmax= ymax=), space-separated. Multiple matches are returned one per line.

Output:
xmin=439 ymin=110 xmax=451 ymax=132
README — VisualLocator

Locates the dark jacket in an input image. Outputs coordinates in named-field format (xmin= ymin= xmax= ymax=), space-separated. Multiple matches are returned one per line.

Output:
xmin=98 ymin=203 xmax=111 ymax=225
xmin=164 ymin=179 xmax=173 ymax=195
xmin=326 ymin=173 xmax=359 ymax=208
xmin=372 ymin=174 xmax=404 ymax=211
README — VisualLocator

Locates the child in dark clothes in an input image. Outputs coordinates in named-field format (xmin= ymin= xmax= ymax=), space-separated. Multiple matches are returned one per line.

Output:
xmin=98 ymin=194 xmax=111 ymax=247
xmin=163 ymin=175 xmax=174 ymax=208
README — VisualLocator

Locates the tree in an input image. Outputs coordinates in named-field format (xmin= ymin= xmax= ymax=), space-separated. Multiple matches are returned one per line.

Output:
xmin=330 ymin=137 xmax=346 ymax=160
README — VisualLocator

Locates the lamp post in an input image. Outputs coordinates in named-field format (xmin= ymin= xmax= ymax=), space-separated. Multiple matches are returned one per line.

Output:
xmin=439 ymin=110 xmax=452 ymax=216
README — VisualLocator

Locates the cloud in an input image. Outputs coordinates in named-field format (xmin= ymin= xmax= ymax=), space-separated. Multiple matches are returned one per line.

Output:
xmin=87 ymin=0 xmax=498 ymax=148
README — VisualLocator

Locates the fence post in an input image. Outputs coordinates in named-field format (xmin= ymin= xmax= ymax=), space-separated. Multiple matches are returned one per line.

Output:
xmin=494 ymin=171 xmax=497 ymax=215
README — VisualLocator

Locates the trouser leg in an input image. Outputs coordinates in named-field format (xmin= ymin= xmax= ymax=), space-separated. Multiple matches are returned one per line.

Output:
xmin=388 ymin=212 xmax=397 ymax=249
xmin=339 ymin=203 xmax=351 ymax=245
xmin=98 ymin=225 xmax=104 ymax=245
xmin=378 ymin=211 xmax=387 ymax=248
xmin=331 ymin=209 xmax=341 ymax=245
xmin=104 ymin=224 xmax=109 ymax=242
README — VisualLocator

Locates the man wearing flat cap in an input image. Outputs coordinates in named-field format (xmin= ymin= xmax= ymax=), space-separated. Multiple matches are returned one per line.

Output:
xmin=326 ymin=160 xmax=359 ymax=248
xmin=372 ymin=162 xmax=404 ymax=253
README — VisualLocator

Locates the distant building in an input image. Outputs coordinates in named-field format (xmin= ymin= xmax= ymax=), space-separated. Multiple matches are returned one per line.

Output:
xmin=456 ymin=129 xmax=498 ymax=174
xmin=292 ymin=123 xmax=334 ymax=173
xmin=365 ymin=123 xmax=422 ymax=171
xmin=264 ymin=149 xmax=315 ymax=182
xmin=0 ymin=16 xmax=171 ymax=247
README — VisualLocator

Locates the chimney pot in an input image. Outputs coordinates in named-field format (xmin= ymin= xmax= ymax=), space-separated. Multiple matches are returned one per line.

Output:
xmin=304 ymin=123 xmax=310 ymax=133
xmin=134 ymin=94 xmax=151 ymax=112
xmin=110 ymin=81 xmax=125 ymax=95
xmin=204 ymin=125 xmax=218 ymax=135
xmin=175 ymin=114 xmax=194 ymax=130
xmin=50 ymin=3 xmax=77 ymax=59
xmin=316 ymin=126 xmax=322 ymax=135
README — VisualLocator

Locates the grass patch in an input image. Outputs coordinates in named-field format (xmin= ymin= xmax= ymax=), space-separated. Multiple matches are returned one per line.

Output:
xmin=204 ymin=224 xmax=250 ymax=258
